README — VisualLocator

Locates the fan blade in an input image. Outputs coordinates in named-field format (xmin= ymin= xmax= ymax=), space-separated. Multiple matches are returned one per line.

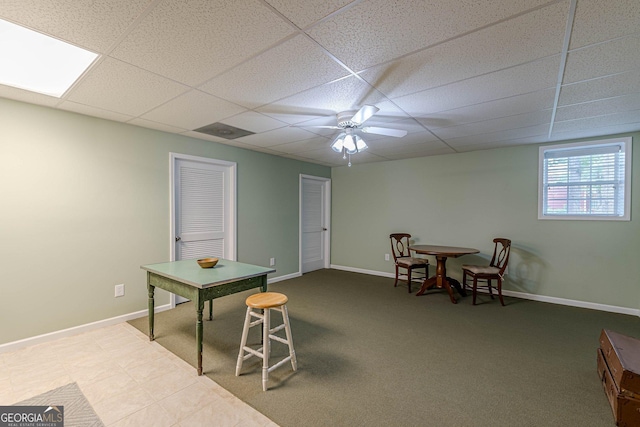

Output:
xmin=361 ymin=126 xmax=408 ymax=137
xmin=291 ymin=125 xmax=341 ymax=130
xmin=351 ymin=105 xmax=379 ymax=125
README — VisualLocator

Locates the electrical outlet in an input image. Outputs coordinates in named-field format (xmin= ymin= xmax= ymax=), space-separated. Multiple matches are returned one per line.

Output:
xmin=385 ymin=253 xmax=390 ymax=261
xmin=269 ymin=257 xmax=276 ymax=267
xmin=115 ymin=284 xmax=125 ymax=297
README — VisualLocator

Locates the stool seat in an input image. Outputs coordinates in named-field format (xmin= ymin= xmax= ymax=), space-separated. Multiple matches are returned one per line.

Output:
xmin=236 ymin=291 xmax=297 ymax=391
xmin=246 ymin=292 xmax=288 ymax=309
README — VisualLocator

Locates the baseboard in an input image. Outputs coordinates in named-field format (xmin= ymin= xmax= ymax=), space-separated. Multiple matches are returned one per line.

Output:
xmin=269 ymin=271 xmax=301 ymax=284
xmin=331 ymin=264 xmax=396 ymax=278
xmin=0 ymin=304 xmax=172 ymax=354
xmin=0 ymin=272 xmax=301 ymax=353
xmin=6 ymin=265 xmax=637 ymax=353
xmin=330 ymin=264 xmax=640 ymax=317
xmin=495 ymin=289 xmax=640 ymax=317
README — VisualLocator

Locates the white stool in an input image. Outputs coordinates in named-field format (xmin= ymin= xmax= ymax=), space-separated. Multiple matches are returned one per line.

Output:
xmin=235 ymin=292 xmax=297 ymax=391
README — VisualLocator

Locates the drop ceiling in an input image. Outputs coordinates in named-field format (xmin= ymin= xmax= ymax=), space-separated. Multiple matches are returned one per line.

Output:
xmin=1 ymin=0 xmax=639 ymax=167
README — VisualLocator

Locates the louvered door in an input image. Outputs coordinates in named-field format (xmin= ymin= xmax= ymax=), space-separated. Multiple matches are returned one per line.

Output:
xmin=172 ymin=155 xmax=236 ymax=303
xmin=176 ymin=159 xmax=226 ymax=260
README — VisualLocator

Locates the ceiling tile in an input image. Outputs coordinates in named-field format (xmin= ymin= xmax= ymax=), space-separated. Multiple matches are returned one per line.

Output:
xmin=128 ymin=117 xmax=191 ymax=134
xmin=66 ymin=57 xmax=189 ymax=116
xmin=250 ymin=111 xmax=334 ymax=126
xmin=307 ymin=0 xmax=551 ymax=72
xmin=359 ymin=1 xmax=568 ymax=98
xmin=181 ymin=131 xmax=250 ymax=146
xmin=221 ymin=111 xmax=288 ymax=133
xmin=553 ymin=110 xmax=640 ymax=134
xmin=564 ymin=34 xmax=640 ymax=84
xmin=376 ymin=144 xmax=456 ymax=159
xmin=0 ymin=0 xmax=154 ymax=52
xmin=269 ymin=136 xmax=331 ymax=154
xmin=419 ymin=89 xmax=556 ymax=129
xmin=199 ymin=35 xmax=349 ymax=108
xmin=549 ymin=122 xmax=640 ymax=142
xmin=291 ymin=146 xmax=346 ymax=164
xmin=58 ymin=101 xmax=133 ymax=123
xmin=4 ymin=0 xmax=640 ymax=167
xmin=393 ymin=56 xmax=560 ymax=116
xmin=570 ymin=0 xmax=640 ymax=49
xmin=445 ymin=123 xmax=550 ymax=148
xmin=257 ymin=76 xmax=403 ymax=122
xmin=110 ymin=0 xmax=295 ymax=86
xmin=366 ymin=136 xmax=446 ymax=155
xmin=454 ymin=138 xmax=543 ymax=152
xmin=346 ymin=117 xmax=431 ymax=137
xmin=433 ymin=110 xmax=552 ymax=140
xmin=365 ymin=135 xmax=443 ymax=155
xmin=265 ymin=0 xmax=354 ymax=28
xmin=0 ymin=85 xmax=61 ymax=108
xmin=235 ymin=126 xmax=319 ymax=148
xmin=558 ymin=71 xmax=640 ymax=106
xmin=141 ymin=90 xmax=246 ymax=131
xmin=334 ymin=150 xmax=389 ymax=165
xmin=554 ymin=92 xmax=640 ymax=122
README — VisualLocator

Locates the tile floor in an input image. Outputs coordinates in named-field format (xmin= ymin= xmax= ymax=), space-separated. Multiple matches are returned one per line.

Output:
xmin=0 ymin=323 xmax=277 ymax=427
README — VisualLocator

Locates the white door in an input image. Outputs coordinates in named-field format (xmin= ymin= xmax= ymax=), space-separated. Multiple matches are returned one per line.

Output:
xmin=171 ymin=153 xmax=236 ymax=304
xmin=300 ymin=175 xmax=330 ymax=273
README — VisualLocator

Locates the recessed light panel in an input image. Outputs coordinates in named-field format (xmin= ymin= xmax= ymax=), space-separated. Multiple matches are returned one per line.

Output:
xmin=0 ymin=19 xmax=98 ymax=97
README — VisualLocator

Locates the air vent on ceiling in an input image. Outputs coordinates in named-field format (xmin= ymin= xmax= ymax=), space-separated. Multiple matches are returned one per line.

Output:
xmin=193 ymin=122 xmax=254 ymax=140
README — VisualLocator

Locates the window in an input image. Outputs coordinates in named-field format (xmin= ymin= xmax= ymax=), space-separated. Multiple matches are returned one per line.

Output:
xmin=538 ymin=137 xmax=632 ymax=221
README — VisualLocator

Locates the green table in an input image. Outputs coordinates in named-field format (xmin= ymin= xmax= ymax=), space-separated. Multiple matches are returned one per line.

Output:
xmin=141 ymin=258 xmax=275 ymax=375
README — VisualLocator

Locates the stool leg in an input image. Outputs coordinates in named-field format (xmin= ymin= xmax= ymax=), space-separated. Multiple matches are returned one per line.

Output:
xmin=262 ymin=308 xmax=271 ymax=391
xmin=235 ymin=306 xmax=253 ymax=376
xmin=281 ymin=304 xmax=297 ymax=371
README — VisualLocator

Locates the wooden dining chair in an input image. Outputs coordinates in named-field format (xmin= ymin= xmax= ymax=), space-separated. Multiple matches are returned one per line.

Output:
xmin=462 ymin=238 xmax=511 ymax=306
xmin=389 ymin=233 xmax=429 ymax=293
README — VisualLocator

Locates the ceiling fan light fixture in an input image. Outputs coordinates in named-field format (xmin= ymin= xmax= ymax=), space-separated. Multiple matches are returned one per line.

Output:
xmin=343 ymin=134 xmax=357 ymax=154
xmin=331 ymin=133 xmax=346 ymax=152
xmin=356 ymin=135 xmax=368 ymax=152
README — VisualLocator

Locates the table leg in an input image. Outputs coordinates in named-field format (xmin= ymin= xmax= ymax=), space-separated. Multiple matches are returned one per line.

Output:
xmin=147 ymin=283 xmax=155 ymax=341
xmin=416 ymin=256 xmax=459 ymax=304
xmin=196 ymin=297 xmax=204 ymax=376
xmin=208 ymin=299 xmax=213 ymax=321
xmin=437 ymin=256 xmax=458 ymax=304
xmin=448 ymin=278 xmax=467 ymax=297
xmin=416 ymin=276 xmax=436 ymax=295
xmin=442 ymin=279 xmax=458 ymax=304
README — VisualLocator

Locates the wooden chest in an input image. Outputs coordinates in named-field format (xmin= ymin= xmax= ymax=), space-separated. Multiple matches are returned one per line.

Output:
xmin=597 ymin=329 xmax=640 ymax=426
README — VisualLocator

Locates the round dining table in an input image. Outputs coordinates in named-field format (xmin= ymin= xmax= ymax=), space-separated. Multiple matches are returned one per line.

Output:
xmin=408 ymin=245 xmax=479 ymax=304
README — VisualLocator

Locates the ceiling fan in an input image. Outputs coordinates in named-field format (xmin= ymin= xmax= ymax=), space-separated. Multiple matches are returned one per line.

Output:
xmin=303 ymin=105 xmax=408 ymax=166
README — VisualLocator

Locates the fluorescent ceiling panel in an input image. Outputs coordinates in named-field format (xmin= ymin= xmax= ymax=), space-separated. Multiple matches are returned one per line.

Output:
xmin=0 ymin=19 xmax=98 ymax=97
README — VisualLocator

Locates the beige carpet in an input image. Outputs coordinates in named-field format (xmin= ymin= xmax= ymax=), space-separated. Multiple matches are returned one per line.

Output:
xmin=129 ymin=269 xmax=639 ymax=426
xmin=15 ymin=382 xmax=104 ymax=427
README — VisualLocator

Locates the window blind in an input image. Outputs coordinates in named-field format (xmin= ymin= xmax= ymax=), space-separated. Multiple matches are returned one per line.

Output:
xmin=542 ymin=141 xmax=627 ymax=217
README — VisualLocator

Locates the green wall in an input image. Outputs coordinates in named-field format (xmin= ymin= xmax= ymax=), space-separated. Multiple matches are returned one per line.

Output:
xmin=0 ymin=98 xmax=329 ymax=344
xmin=331 ymin=134 xmax=640 ymax=311
xmin=2 ymin=93 xmax=637 ymax=345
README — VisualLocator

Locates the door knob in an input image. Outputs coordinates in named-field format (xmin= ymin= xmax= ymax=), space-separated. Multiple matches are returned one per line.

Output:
xmin=175 ymin=236 xmax=181 ymax=242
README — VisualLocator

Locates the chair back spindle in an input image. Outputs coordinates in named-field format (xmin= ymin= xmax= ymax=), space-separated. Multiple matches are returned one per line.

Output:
xmin=390 ymin=233 xmax=412 ymax=260
xmin=490 ymin=238 xmax=511 ymax=277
